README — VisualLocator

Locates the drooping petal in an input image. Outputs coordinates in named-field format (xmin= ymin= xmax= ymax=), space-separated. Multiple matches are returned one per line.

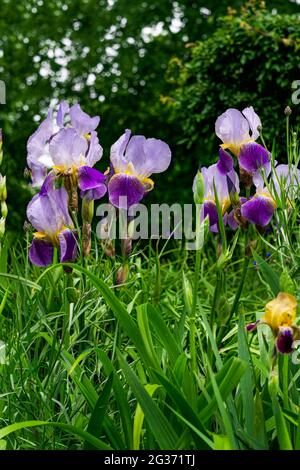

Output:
xmin=29 ymin=238 xmax=54 ymax=267
xmin=227 ymin=209 xmax=239 ymax=230
xmin=78 ymin=166 xmax=107 ymax=200
xmin=241 ymin=194 xmax=275 ymax=227
xmin=49 ymin=128 xmax=88 ymax=168
xmin=108 ymin=173 xmax=145 ymax=209
xmin=238 ymin=142 xmax=270 ymax=174
xmin=110 ymin=129 xmax=131 ymax=172
xmin=56 ymin=101 xmax=69 ymax=127
xmin=86 ymin=131 xmax=103 ymax=167
xmin=276 ymin=327 xmax=294 ymax=354
xmin=217 ymin=148 xmax=233 ymax=175
xmin=59 ymin=229 xmax=78 ymax=263
xmin=69 ymin=104 xmax=100 ymax=135
xmin=242 ymin=106 xmax=261 ymax=141
xmin=215 ymin=108 xmax=250 ymax=147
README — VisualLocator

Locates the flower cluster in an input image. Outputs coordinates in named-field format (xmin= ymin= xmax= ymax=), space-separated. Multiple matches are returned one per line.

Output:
xmin=26 ymin=102 xmax=171 ymax=267
xmin=193 ymin=107 xmax=300 ymax=232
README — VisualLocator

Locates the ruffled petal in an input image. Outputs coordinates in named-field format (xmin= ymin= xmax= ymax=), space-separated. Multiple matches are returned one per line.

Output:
xmin=108 ymin=173 xmax=145 ymax=209
xmin=59 ymin=229 xmax=78 ymax=263
xmin=29 ymin=238 xmax=54 ymax=267
xmin=241 ymin=194 xmax=275 ymax=227
xmin=49 ymin=128 xmax=88 ymax=168
xmin=56 ymin=101 xmax=69 ymax=127
xmin=276 ymin=327 xmax=294 ymax=354
xmin=215 ymin=108 xmax=250 ymax=146
xmin=86 ymin=131 xmax=103 ymax=167
xmin=110 ymin=129 xmax=131 ymax=172
xmin=69 ymin=104 xmax=100 ymax=135
xmin=239 ymin=142 xmax=270 ymax=174
xmin=242 ymin=106 xmax=261 ymax=141
xmin=78 ymin=166 xmax=107 ymax=200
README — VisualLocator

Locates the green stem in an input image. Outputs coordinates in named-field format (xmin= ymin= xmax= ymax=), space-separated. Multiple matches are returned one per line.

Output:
xmin=190 ymin=247 xmax=201 ymax=374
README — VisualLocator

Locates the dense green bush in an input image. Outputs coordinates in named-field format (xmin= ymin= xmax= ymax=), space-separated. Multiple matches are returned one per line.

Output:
xmin=167 ymin=2 xmax=300 ymax=174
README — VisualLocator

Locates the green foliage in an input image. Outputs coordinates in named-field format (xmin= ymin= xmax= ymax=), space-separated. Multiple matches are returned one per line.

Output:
xmin=168 ymin=2 xmax=300 ymax=172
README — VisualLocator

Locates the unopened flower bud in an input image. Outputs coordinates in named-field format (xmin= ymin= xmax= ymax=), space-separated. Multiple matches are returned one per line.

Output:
xmin=121 ymin=237 xmax=132 ymax=257
xmin=23 ymin=220 xmax=32 ymax=233
xmin=116 ymin=263 xmax=129 ymax=285
xmin=0 ymin=174 xmax=6 ymax=201
xmin=0 ymin=131 xmax=2 ymax=166
xmin=193 ymin=170 xmax=205 ymax=204
xmin=182 ymin=273 xmax=193 ymax=316
xmin=284 ymin=106 xmax=292 ymax=116
xmin=0 ymin=217 xmax=5 ymax=239
xmin=1 ymin=201 xmax=7 ymax=218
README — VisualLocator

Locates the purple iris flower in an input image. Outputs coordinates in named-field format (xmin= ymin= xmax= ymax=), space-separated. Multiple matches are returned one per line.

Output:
xmin=27 ymin=102 xmax=107 ymax=200
xmin=108 ymin=129 xmax=171 ymax=209
xmin=241 ymin=164 xmax=300 ymax=227
xmin=26 ymin=174 xmax=77 ymax=267
xmin=215 ymin=107 xmax=270 ymax=181
xmin=193 ymin=163 xmax=239 ymax=232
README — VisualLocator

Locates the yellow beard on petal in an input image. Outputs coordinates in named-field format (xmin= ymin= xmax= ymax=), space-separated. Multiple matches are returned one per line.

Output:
xmin=221 ymin=138 xmax=254 ymax=157
xmin=34 ymin=226 xmax=69 ymax=247
xmin=263 ymin=292 xmax=297 ymax=332
xmin=113 ymin=163 xmax=155 ymax=193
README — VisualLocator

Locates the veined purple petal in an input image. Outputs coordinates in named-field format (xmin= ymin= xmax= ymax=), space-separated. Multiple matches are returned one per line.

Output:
xmin=56 ymin=101 xmax=69 ymax=127
xmin=241 ymin=194 xmax=275 ymax=227
xmin=217 ymin=148 xmax=233 ymax=175
xmin=86 ymin=131 xmax=103 ymax=167
xmin=49 ymin=128 xmax=88 ymax=168
xmin=29 ymin=238 xmax=54 ymax=267
xmin=59 ymin=229 xmax=78 ymax=263
xmin=108 ymin=173 xmax=145 ymax=209
xmin=276 ymin=327 xmax=294 ymax=354
xmin=242 ymin=107 xmax=261 ymax=141
xmin=30 ymin=163 xmax=48 ymax=188
xmin=69 ymin=104 xmax=100 ymax=135
xmin=239 ymin=142 xmax=270 ymax=174
xmin=78 ymin=166 xmax=107 ymax=200
xmin=215 ymin=108 xmax=250 ymax=146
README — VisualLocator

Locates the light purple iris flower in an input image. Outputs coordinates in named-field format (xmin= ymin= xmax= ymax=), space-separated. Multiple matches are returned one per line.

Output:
xmin=27 ymin=174 xmax=77 ymax=267
xmin=241 ymin=164 xmax=300 ymax=227
xmin=193 ymin=163 xmax=239 ymax=232
xmin=27 ymin=102 xmax=106 ymax=200
xmin=108 ymin=129 xmax=171 ymax=209
xmin=215 ymin=107 xmax=270 ymax=180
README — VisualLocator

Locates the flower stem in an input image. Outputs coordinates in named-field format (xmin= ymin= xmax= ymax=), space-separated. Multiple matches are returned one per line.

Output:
xmin=190 ymin=247 xmax=201 ymax=374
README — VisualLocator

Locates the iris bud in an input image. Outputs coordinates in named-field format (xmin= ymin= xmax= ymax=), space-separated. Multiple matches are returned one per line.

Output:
xmin=0 ymin=217 xmax=5 ymax=239
xmin=193 ymin=171 xmax=205 ymax=205
xmin=1 ymin=202 xmax=7 ymax=218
